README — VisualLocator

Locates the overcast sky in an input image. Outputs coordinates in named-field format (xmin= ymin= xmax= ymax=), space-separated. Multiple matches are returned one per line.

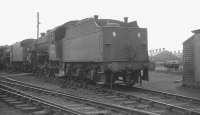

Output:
xmin=0 ymin=0 xmax=199 ymax=51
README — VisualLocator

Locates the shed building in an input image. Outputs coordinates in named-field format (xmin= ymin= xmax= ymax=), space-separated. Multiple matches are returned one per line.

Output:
xmin=183 ymin=29 xmax=200 ymax=87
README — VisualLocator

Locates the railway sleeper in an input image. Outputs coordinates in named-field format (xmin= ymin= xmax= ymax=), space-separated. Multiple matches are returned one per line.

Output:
xmin=76 ymin=106 xmax=97 ymax=111
xmin=4 ymin=98 xmax=47 ymax=114
xmin=150 ymin=109 xmax=167 ymax=115
xmin=134 ymin=104 xmax=150 ymax=110
xmin=121 ymin=100 xmax=138 ymax=105
xmin=15 ymin=103 xmax=56 ymax=115
xmin=0 ymin=94 xmax=8 ymax=98
xmin=2 ymin=97 xmax=17 ymax=102
xmin=31 ymin=109 xmax=54 ymax=115
xmin=14 ymin=103 xmax=35 ymax=109
xmin=84 ymin=110 xmax=110 ymax=115
xmin=112 ymin=97 xmax=126 ymax=101
xmin=20 ymin=106 xmax=43 ymax=112
xmin=166 ymin=106 xmax=193 ymax=115
xmin=5 ymin=98 xmax=25 ymax=105
xmin=150 ymin=102 xmax=168 ymax=109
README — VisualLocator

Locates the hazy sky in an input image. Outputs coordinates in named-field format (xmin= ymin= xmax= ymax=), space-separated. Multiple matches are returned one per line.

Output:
xmin=0 ymin=0 xmax=199 ymax=51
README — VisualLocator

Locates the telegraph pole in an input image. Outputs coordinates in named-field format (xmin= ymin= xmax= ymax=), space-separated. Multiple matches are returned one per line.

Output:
xmin=37 ymin=12 xmax=40 ymax=39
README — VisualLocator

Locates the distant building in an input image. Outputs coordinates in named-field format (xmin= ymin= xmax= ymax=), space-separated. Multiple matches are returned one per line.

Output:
xmin=183 ymin=29 xmax=200 ymax=88
xmin=150 ymin=50 xmax=182 ymax=72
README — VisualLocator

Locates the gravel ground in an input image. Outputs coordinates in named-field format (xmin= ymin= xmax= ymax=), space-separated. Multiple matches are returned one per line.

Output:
xmin=136 ymin=71 xmax=200 ymax=99
xmin=138 ymin=71 xmax=183 ymax=91
xmin=1 ymin=71 xmax=200 ymax=99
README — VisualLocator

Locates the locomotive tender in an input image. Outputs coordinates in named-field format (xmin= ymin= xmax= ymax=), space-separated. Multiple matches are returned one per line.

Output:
xmin=0 ymin=45 xmax=10 ymax=70
xmin=10 ymin=39 xmax=35 ymax=72
xmin=7 ymin=15 xmax=149 ymax=86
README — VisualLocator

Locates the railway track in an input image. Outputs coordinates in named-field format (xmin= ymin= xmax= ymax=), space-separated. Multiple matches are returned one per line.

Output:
xmin=0 ymin=87 xmax=85 ymax=115
xmin=0 ymin=76 xmax=157 ymax=115
xmin=1 ymin=76 xmax=200 ymax=115
xmin=129 ymin=86 xmax=200 ymax=113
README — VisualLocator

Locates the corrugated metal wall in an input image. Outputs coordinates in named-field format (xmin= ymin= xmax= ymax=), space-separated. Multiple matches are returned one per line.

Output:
xmin=194 ymin=34 xmax=200 ymax=83
xmin=183 ymin=39 xmax=194 ymax=86
xmin=183 ymin=34 xmax=200 ymax=87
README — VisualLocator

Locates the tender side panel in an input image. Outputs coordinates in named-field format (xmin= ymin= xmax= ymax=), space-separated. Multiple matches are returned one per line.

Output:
xmin=183 ymin=39 xmax=194 ymax=86
xmin=65 ymin=18 xmax=100 ymax=40
xmin=10 ymin=42 xmax=23 ymax=62
xmin=62 ymin=19 xmax=103 ymax=62
xmin=62 ymin=31 xmax=103 ymax=62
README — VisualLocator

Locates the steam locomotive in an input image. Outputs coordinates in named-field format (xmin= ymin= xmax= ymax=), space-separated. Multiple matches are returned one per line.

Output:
xmin=1 ymin=15 xmax=149 ymax=86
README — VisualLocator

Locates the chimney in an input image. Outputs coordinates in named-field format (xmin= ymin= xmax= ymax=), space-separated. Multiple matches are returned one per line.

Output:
xmin=124 ymin=17 xmax=128 ymax=23
xmin=46 ymin=30 xmax=51 ymax=33
xmin=159 ymin=48 xmax=161 ymax=52
xmin=94 ymin=15 xmax=99 ymax=20
xmin=40 ymin=33 xmax=45 ymax=37
xmin=163 ymin=48 xmax=165 ymax=51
